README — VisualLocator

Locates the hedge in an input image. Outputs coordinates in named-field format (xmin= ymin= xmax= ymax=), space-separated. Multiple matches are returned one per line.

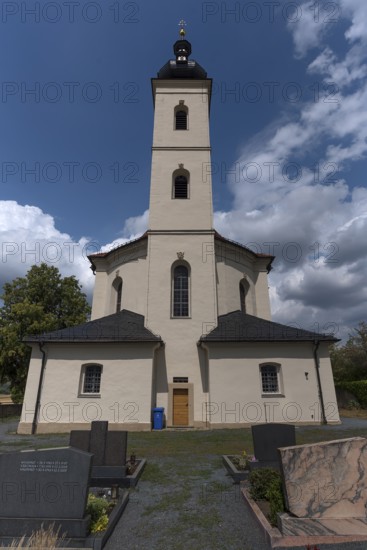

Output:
xmin=335 ymin=380 xmax=367 ymax=408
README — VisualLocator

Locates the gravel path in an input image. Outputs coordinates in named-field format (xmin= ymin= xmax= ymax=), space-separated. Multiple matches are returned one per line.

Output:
xmin=104 ymin=455 xmax=269 ymax=550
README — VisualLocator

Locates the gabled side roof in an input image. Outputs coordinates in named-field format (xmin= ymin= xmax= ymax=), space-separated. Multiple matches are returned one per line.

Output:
xmin=24 ymin=309 xmax=162 ymax=343
xmin=200 ymin=311 xmax=339 ymax=343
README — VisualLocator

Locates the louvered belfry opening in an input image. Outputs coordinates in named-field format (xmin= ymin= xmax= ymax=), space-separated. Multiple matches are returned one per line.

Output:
xmin=174 ymin=175 xmax=188 ymax=198
xmin=175 ymin=110 xmax=187 ymax=130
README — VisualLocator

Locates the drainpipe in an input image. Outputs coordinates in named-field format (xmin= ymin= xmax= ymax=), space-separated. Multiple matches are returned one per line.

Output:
xmin=32 ymin=341 xmax=47 ymax=435
xmin=151 ymin=341 xmax=163 ymax=408
xmin=313 ymin=340 xmax=327 ymax=425
xmin=198 ymin=341 xmax=210 ymax=428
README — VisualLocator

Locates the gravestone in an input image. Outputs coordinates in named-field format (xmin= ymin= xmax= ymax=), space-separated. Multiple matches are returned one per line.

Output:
xmin=250 ymin=423 xmax=296 ymax=470
xmin=70 ymin=420 xmax=128 ymax=485
xmin=0 ymin=447 xmax=92 ymax=537
xmin=278 ymin=437 xmax=367 ymax=536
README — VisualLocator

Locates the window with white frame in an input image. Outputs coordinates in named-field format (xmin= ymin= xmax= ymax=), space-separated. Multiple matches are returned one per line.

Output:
xmin=260 ymin=364 xmax=280 ymax=393
xmin=82 ymin=364 xmax=102 ymax=394
xmin=172 ymin=264 xmax=190 ymax=317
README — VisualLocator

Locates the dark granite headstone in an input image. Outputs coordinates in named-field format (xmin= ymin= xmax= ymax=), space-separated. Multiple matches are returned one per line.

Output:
xmin=0 ymin=447 xmax=92 ymax=537
xmin=69 ymin=421 xmax=128 ymax=485
xmin=90 ymin=420 xmax=108 ymax=466
xmin=105 ymin=431 xmax=128 ymax=467
xmin=251 ymin=423 xmax=296 ymax=470
xmin=69 ymin=429 xmax=90 ymax=453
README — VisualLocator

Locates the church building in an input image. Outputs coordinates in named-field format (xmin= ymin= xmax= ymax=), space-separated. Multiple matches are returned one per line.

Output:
xmin=18 ymin=29 xmax=339 ymax=434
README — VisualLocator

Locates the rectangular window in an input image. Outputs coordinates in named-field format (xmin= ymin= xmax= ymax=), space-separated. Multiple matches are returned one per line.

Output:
xmin=173 ymin=377 xmax=188 ymax=383
xmin=261 ymin=365 xmax=279 ymax=393
xmin=83 ymin=365 xmax=102 ymax=393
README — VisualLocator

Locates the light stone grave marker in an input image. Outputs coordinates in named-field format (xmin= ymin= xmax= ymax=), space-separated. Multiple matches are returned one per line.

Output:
xmin=278 ymin=437 xmax=367 ymax=536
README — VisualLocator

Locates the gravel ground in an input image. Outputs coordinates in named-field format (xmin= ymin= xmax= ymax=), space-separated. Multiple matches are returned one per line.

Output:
xmin=104 ymin=455 xmax=269 ymax=550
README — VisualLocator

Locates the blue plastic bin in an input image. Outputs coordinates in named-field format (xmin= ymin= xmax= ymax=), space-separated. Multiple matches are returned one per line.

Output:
xmin=153 ymin=407 xmax=164 ymax=430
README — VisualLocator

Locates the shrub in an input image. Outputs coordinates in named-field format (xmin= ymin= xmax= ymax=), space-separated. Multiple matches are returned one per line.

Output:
xmin=249 ymin=468 xmax=285 ymax=526
xmin=86 ymin=494 xmax=110 ymax=534
xmin=265 ymin=477 xmax=285 ymax=526
xmin=249 ymin=468 xmax=281 ymax=501
xmin=336 ymin=380 xmax=367 ymax=408
xmin=230 ymin=455 xmax=250 ymax=470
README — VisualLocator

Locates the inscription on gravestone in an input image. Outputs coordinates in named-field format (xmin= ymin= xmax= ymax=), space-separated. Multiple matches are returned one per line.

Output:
xmin=0 ymin=447 xmax=92 ymax=519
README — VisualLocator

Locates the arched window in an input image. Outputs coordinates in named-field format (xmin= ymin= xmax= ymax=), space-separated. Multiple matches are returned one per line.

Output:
xmin=175 ymin=109 xmax=187 ymax=130
xmin=174 ymin=175 xmax=188 ymax=199
xmin=172 ymin=264 xmax=189 ymax=317
xmin=239 ymin=279 xmax=250 ymax=313
xmin=116 ymin=281 xmax=122 ymax=312
xmin=83 ymin=364 xmax=102 ymax=394
xmin=112 ymin=277 xmax=123 ymax=313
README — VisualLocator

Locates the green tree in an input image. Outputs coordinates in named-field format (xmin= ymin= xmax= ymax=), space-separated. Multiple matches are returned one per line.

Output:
xmin=331 ymin=322 xmax=367 ymax=382
xmin=0 ymin=264 xmax=91 ymax=402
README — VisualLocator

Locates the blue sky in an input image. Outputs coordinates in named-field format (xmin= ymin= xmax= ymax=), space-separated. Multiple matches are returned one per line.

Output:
xmin=1 ymin=0 xmax=366 ymax=342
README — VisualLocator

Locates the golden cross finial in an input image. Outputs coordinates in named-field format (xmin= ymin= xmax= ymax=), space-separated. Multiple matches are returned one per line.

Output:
xmin=178 ymin=19 xmax=186 ymax=37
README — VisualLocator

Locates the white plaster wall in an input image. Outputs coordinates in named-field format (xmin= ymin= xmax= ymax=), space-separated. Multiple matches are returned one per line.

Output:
xmin=215 ymin=242 xmax=271 ymax=320
xmin=18 ymin=344 xmax=43 ymax=431
xmin=149 ymin=148 xmax=213 ymax=231
xmin=206 ymin=342 xmax=340 ymax=426
xmin=90 ymin=270 xmax=108 ymax=320
xmin=19 ymin=343 xmax=155 ymax=432
xmin=91 ymin=241 xmax=148 ymax=320
xmin=152 ymin=80 xmax=211 ymax=148
xmin=149 ymin=79 xmax=213 ymax=232
xmin=318 ymin=342 xmax=340 ymax=422
xmin=255 ymin=272 xmax=272 ymax=320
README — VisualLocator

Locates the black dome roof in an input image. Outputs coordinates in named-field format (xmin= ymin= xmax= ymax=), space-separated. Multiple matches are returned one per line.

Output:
xmin=157 ymin=39 xmax=207 ymax=79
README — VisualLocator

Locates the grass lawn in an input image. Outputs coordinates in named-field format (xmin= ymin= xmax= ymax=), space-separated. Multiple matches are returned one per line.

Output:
xmin=125 ymin=420 xmax=367 ymax=460
xmin=339 ymin=408 xmax=367 ymax=419
xmin=1 ymin=413 xmax=366 ymax=456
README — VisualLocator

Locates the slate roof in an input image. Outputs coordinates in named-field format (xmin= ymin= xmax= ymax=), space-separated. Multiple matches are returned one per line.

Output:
xmin=24 ymin=310 xmax=162 ymax=343
xmin=200 ymin=311 xmax=339 ymax=343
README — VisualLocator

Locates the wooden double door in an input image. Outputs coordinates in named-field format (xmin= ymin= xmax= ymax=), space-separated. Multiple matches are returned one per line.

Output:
xmin=173 ymin=388 xmax=189 ymax=426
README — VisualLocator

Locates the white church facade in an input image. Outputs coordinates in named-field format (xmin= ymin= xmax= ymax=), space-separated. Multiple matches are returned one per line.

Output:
xmin=18 ymin=33 xmax=339 ymax=434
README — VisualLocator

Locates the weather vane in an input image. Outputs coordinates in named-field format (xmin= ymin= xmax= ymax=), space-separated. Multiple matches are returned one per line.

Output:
xmin=178 ymin=19 xmax=187 ymax=37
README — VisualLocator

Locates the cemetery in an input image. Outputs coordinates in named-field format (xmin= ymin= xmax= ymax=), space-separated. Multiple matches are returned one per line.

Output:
xmin=0 ymin=421 xmax=145 ymax=548
xmin=1 ymin=419 xmax=367 ymax=548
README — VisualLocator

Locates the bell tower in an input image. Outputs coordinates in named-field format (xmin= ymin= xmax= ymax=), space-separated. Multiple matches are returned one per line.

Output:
xmin=146 ymin=24 xmax=217 ymax=427
xmin=148 ymin=23 xmax=213 ymax=231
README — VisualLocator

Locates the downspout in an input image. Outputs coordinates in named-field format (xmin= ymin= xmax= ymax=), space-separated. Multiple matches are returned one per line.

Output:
xmin=32 ymin=341 xmax=47 ymax=435
xmin=151 ymin=341 xmax=163 ymax=409
xmin=313 ymin=340 xmax=327 ymax=425
xmin=198 ymin=341 xmax=210 ymax=428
